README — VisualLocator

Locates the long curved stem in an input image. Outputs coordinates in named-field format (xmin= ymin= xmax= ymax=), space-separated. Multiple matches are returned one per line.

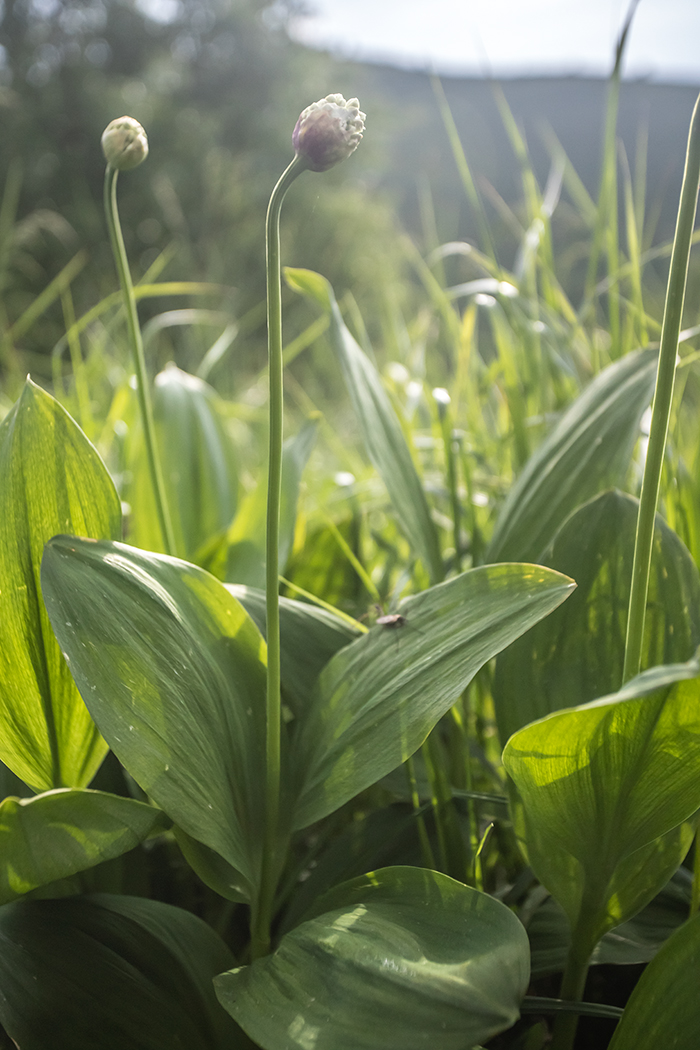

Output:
xmin=103 ymin=165 xmax=176 ymax=557
xmin=251 ymin=153 xmax=306 ymax=961
xmin=622 ymin=92 xmax=700 ymax=683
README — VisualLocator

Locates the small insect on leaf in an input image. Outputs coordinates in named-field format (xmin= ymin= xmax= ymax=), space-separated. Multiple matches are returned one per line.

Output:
xmin=376 ymin=613 xmax=407 ymax=628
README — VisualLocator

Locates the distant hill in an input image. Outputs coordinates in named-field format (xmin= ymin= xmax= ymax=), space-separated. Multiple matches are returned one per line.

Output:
xmin=338 ymin=60 xmax=700 ymax=250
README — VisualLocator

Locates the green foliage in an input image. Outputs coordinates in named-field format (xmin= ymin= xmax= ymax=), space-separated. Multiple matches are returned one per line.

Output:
xmin=486 ymin=349 xmax=658 ymax=563
xmin=1 ymin=12 xmax=700 ymax=1047
xmin=494 ymin=489 xmax=700 ymax=741
xmin=0 ymin=789 xmax=169 ymax=904
xmin=292 ymin=563 xmax=573 ymax=829
xmin=215 ymin=866 xmax=530 ymax=1050
xmin=128 ymin=362 xmax=237 ymax=559
xmin=504 ymin=657 xmax=700 ymax=954
xmin=608 ymin=911 xmax=700 ymax=1050
xmin=0 ymin=894 xmax=243 ymax=1049
xmin=41 ymin=536 xmax=269 ymax=903
xmin=0 ymin=378 xmax=120 ymax=790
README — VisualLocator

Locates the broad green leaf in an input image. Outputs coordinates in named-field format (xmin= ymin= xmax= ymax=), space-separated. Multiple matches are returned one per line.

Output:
xmin=528 ymin=865 xmax=693 ymax=974
xmin=608 ymin=910 xmax=700 ymax=1050
xmin=287 ymin=267 xmax=444 ymax=584
xmin=280 ymin=804 xmax=431 ymax=935
xmin=202 ymin=417 xmax=317 ymax=587
xmin=227 ymin=583 xmax=360 ymax=717
xmin=486 ymin=348 xmax=657 ymax=563
xmin=503 ymin=656 xmax=700 ymax=953
xmin=0 ymin=788 xmax=169 ymax=904
xmin=292 ymin=563 xmax=574 ymax=829
xmin=494 ymin=489 xmax=700 ymax=742
xmin=41 ymin=537 xmax=268 ymax=902
xmin=215 ymin=866 xmax=530 ymax=1050
xmin=128 ymin=363 xmax=237 ymax=559
xmin=0 ymin=893 xmax=245 ymax=1049
xmin=0 ymin=378 xmax=121 ymax=790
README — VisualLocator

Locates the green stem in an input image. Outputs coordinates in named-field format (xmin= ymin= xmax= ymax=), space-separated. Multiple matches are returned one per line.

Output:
xmin=251 ymin=153 xmax=306 ymax=961
xmin=551 ymin=930 xmax=595 ymax=1050
xmin=622 ymin=93 xmax=700 ymax=683
xmin=103 ymin=165 xmax=176 ymax=556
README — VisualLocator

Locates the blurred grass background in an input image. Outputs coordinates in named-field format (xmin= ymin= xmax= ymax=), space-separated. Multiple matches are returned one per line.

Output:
xmin=1 ymin=0 xmax=698 ymax=399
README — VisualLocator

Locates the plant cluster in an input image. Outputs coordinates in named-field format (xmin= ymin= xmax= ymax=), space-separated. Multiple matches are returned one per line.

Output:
xmin=1 ymin=35 xmax=700 ymax=1050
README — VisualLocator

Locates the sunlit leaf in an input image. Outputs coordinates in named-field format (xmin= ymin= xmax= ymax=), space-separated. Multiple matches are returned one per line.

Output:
xmin=292 ymin=563 xmax=574 ymax=829
xmin=0 ymin=788 xmax=169 ymax=904
xmin=494 ymin=489 xmax=700 ymax=742
xmin=128 ymin=363 xmax=237 ymax=559
xmin=216 ymin=866 xmax=530 ymax=1050
xmin=503 ymin=656 xmax=700 ymax=954
xmin=0 ymin=378 xmax=121 ymax=790
xmin=486 ymin=348 xmax=657 ymax=563
xmin=41 ymin=537 xmax=268 ymax=902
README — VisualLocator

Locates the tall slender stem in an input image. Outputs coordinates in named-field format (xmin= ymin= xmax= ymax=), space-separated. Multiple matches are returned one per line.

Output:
xmin=103 ymin=165 xmax=176 ymax=557
xmin=251 ymin=153 xmax=305 ymax=961
xmin=622 ymin=93 xmax=700 ymax=683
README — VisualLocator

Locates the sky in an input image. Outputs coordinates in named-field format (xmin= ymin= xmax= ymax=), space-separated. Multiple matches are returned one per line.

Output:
xmin=287 ymin=0 xmax=700 ymax=82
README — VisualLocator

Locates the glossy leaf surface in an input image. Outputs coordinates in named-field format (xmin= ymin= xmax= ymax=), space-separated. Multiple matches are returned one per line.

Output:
xmin=494 ymin=489 xmax=700 ymax=742
xmin=287 ymin=267 xmax=443 ymax=583
xmin=216 ymin=866 xmax=530 ymax=1050
xmin=504 ymin=657 xmax=700 ymax=950
xmin=486 ymin=348 xmax=657 ymax=563
xmin=41 ymin=537 xmax=268 ymax=902
xmin=292 ymin=563 xmax=574 ymax=829
xmin=0 ymin=378 xmax=121 ymax=790
xmin=0 ymin=894 xmax=244 ymax=1049
xmin=608 ymin=911 xmax=700 ymax=1050
xmin=0 ymin=788 xmax=169 ymax=904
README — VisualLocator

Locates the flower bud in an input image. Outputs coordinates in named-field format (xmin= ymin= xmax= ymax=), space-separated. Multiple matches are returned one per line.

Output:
xmin=101 ymin=116 xmax=149 ymax=171
xmin=292 ymin=94 xmax=365 ymax=173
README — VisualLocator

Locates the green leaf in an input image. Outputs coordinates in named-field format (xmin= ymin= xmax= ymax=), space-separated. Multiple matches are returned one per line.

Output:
xmin=40 ymin=537 xmax=268 ymax=902
xmin=215 ymin=866 xmax=530 ymax=1050
xmin=284 ymin=266 xmax=333 ymax=310
xmin=494 ymin=489 xmax=700 ymax=742
xmin=288 ymin=267 xmax=443 ymax=583
xmin=227 ymin=583 xmax=360 ymax=717
xmin=0 ymin=893 xmax=245 ymax=1049
xmin=0 ymin=378 xmax=121 ymax=790
xmin=202 ymin=417 xmax=317 ymax=587
xmin=608 ymin=910 xmax=700 ymax=1050
xmin=0 ymin=788 xmax=169 ymax=904
xmin=503 ymin=655 xmax=700 ymax=952
xmin=128 ymin=364 xmax=237 ymax=560
xmin=486 ymin=348 xmax=657 ymax=563
xmin=280 ymin=804 xmax=430 ymax=935
xmin=528 ymin=866 xmax=693 ymax=974
xmin=292 ymin=563 xmax=575 ymax=829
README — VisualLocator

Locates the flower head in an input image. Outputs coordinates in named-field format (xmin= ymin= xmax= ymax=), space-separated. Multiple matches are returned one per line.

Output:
xmin=292 ymin=94 xmax=365 ymax=173
xmin=101 ymin=116 xmax=149 ymax=171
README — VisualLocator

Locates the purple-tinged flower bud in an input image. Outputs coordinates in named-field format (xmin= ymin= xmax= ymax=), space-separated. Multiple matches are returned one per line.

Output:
xmin=292 ymin=94 xmax=365 ymax=173
xmin=101 ymin=116 xmax=149 ymax=171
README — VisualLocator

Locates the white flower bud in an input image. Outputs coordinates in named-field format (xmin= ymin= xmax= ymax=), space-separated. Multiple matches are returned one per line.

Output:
xmin=101 ymin=116 xmax=149 ymax=171
xmin=292 ymin=94 xmax=365 ymax=173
